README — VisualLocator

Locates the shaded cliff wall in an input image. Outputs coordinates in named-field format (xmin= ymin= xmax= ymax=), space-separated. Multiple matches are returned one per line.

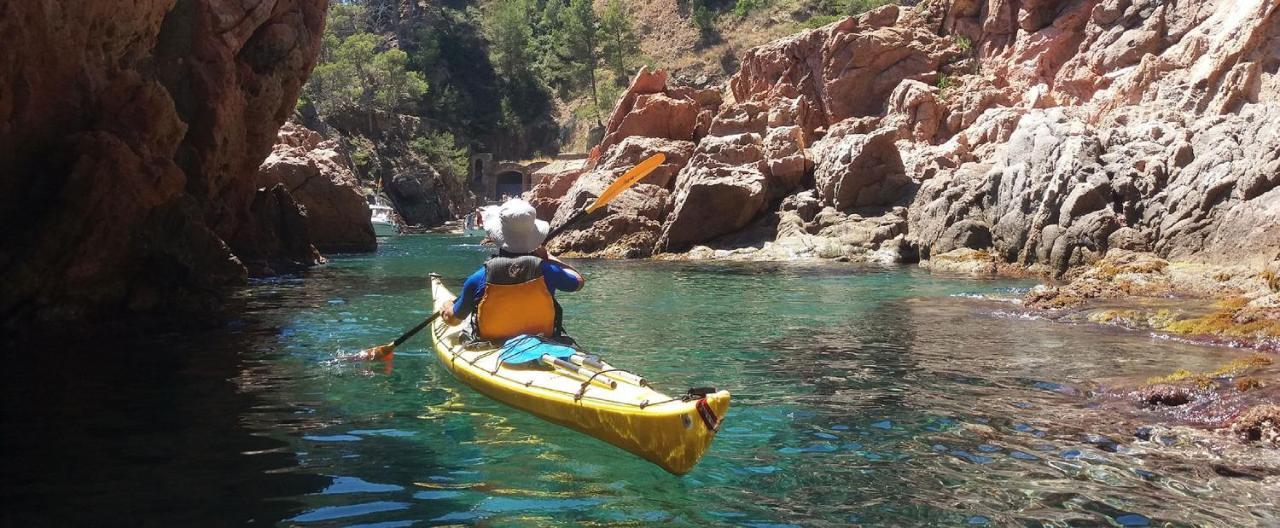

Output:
xmin=0 ymin=0 xmax=327 ymax=330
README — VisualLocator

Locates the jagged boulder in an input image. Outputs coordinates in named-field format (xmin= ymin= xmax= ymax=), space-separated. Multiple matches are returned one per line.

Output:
xmin=386 ymin=165 xmax=456 ymax=227
xmin=595 ymin=136 xmax=696 ymax=189
xmin=257 ymin=123 xmax=375 ymax=253
xmin=762 ymin=125 xmax=809 ymax=196
xmin=729 ymin=5 xmax=956 ymax=136
xmin=229 ymin=184 xmax=322 ymax=277
xmin=885 ymin=80 xmax=942 ymax=142
xmin=526 ymin=163 xmax=587 ymax=220
xmin=656 ymin=133 xmax=771 ymax=252
xmin=812 ymin=128 xmax=910 ymax=210
xmin=594 ymin=67 xmax=710 ymax=158
xmin=546 ymin=172 xmax=670 ymax=258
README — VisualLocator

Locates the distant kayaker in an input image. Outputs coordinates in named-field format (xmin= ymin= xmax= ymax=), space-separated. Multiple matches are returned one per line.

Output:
xmin=442 ymin=199 xmax=584 ymax=340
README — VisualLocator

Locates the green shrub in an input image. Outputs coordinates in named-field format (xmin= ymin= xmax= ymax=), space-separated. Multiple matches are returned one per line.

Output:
xmin=734 ymin=0 xmax=764 ymax=16
xmin=351 ymin=145 xmax=375 ymax=175
xmin=936 ymin=73 xmax=953 ymax=100
xmin=691 ymin=0 xmax=716 ymax=39
xmin=845 ymin=0 xmax=893 ymax=15
xmin=802 ymin=14 xmax=844 ymax=28
xmin=410 ymin=132 xmax=469 ymax=182
xmin=954 ymin=34 xmax=972 ymax=52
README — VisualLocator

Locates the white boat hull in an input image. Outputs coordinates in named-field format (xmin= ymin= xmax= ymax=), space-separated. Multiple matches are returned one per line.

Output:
xmin=372 ymin=221 xmax=398 ymax=237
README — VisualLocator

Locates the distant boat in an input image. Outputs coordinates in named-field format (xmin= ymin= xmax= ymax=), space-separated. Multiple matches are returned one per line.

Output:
xmin=369 ymin=197 xmax=399 ymax=237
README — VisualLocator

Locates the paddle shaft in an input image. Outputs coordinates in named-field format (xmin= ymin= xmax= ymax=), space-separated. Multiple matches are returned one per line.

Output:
xmin=544 ymin=208 xmax=588 ymax=242
xmin=391 ymin=312 xmax=441 ymax=348
xmin=569 ymin=354 xmax=649 ymax=387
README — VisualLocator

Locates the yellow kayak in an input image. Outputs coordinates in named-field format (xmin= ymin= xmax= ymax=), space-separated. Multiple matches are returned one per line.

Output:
xmin=428 ymin=275 xmax=730 ymax=475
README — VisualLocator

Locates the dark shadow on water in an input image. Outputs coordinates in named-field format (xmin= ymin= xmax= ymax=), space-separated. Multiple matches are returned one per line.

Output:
xmin=0 ymin=328 xmax=327 ymax=525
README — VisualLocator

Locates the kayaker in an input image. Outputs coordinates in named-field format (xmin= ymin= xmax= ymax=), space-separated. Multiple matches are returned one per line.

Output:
xmin=441 ymin=199 xmax=584 ymax=340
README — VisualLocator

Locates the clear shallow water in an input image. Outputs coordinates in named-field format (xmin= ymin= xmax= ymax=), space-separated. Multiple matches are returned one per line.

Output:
xmin=4 ymin=234 xmax=1277 ymax=526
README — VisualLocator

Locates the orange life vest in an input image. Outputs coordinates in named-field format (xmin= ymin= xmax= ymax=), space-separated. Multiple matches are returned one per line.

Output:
xmin=475 ymin=255 xmax=557 ymax=340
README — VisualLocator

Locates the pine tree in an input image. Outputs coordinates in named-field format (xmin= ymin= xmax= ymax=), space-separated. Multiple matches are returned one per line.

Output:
xmin=559 ymin=0 xmax=601 ymax=122
xmin=484 ymin=0 xmax=534 ymax=80
xmin=599 ymin=0 xmax=640 ymax=84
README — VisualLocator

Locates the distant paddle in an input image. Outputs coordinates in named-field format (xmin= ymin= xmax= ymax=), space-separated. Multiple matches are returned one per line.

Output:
xmin=545 ymin=153 xmax=665 ymax=240
xmin=353 ymin=154 xmax=664 ymax=361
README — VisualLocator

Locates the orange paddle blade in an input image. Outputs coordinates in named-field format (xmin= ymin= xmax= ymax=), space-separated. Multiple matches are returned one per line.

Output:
xmin=586 ymin=153 xmax=665 ymax=213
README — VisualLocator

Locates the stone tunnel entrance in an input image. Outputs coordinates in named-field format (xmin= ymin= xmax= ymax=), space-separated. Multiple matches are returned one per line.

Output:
xmin=494 ymin=171 xmax=524 ymax=200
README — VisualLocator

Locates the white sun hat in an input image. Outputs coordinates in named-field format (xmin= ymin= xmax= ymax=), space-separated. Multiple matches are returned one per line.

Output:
xmin=482 ymin=199 xmax=549 ymax=254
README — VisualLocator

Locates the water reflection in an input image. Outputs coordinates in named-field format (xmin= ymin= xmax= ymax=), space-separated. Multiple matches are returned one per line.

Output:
xmin=5 ymin=235 xmax=1277 ymax=526
xmin=0 ymin=330 xmax=328 ymax=524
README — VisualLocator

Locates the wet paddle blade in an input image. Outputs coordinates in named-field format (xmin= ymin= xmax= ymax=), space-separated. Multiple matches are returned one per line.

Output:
xmin=357 ymin=343 xmax=396 ymax=360
xmin=353 ymin=312 xmax=439 ymax=361
xmin=586 ymin=153 xmax=665 ymax=213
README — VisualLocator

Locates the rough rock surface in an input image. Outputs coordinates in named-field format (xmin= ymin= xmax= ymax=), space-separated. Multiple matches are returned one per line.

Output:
xmin=593 ymin=67 xmax=722 ymax=162
xmin=232 ymin=185 xmax=323 ymax=277
xmin=258 ymin=123 xmax=375 ymax=254
xmin=729 ymin=5 xmax=956 ymax=137
xmin=812 ymin=127 xmax=910 ymax=210
xmin=909 ymin=0 xmax=1280 ymax=275
xmin=559 ymin=0 xmax=1279 ymax=274
xmin=538 ymin=69 xmax=717 ymax=258
xmin=0 ymin=0 xmax=325 ymax=330
xmin=324 ymin=109 xmax=473 ymax=227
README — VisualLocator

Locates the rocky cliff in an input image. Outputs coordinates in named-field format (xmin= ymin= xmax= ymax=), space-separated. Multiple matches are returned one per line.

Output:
xmin=537 ymin=0 xmax=1279 ymax=278
xmin=318 ymin=108 xmax=475 ymax=227
xmin=0 ymin=0 xmax=326 ymax=331
xmin=259 ymin=123 xmax=376 ymax=255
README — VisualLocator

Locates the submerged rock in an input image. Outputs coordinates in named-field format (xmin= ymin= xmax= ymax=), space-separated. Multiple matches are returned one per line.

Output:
xmin=1231 ymin=404 xmax=1280 ymax=446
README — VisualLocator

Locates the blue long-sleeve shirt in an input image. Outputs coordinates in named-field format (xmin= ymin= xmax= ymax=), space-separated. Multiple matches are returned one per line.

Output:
xmin=451 ymin=260 xmax=584 ymax=318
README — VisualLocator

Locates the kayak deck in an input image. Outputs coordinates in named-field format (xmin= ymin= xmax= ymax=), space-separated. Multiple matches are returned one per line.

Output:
xmin=428 ymin=276 xmax=729 ymax=475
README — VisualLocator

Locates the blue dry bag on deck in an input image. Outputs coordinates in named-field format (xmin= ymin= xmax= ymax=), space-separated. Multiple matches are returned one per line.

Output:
xmin=498 ymin=335 xmax=577 ymax=366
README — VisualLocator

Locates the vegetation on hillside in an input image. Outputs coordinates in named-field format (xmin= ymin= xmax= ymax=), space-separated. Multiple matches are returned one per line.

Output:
xmin=687 ymin=0 xmax=900 ymax=38
xmin=300 ymin=0 xmax=645 ymax=162
xmin=299 ymin=0 xmax=559 ymax=164
xmin=297 ymin=0 xmax=902 ymax=162
xmin=483 ymin=0 xmax=642 ymax=124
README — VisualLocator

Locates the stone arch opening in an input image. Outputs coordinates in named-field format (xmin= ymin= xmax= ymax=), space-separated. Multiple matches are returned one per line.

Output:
xmin=473 ymin=158 xmax=484 ymax=182
xmin=495 ymin=171 xmax=524 ymax=200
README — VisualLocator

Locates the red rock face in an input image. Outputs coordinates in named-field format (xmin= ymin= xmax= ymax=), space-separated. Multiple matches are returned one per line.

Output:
xmin=565 ymin=0 xmax=1278 ymax=271
xmin=729 ymin=6 xmax=956 ymax=137
xmin=258 ymin=123 xmax=376 ymax=255
xmin=594 ymin=67 xmax=721 ymax=164
xmin=0 ymin=0 xmax=325 ymax=330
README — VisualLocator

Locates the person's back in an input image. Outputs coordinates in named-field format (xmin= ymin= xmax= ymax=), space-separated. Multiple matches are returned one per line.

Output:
xmin=442 ymin=200 xmax=583 ymax=340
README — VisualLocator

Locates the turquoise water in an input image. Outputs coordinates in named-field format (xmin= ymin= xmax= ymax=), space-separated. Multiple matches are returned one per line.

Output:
xmin=4 ymin=234 xmax=1276 ymax=526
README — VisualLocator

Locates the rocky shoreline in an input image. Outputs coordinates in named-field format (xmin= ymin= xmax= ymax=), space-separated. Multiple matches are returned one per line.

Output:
xmin=535 ymin=2 xmax=1278 ymax=276
xmin=531 ymin=2 xmax=1278 ymax=269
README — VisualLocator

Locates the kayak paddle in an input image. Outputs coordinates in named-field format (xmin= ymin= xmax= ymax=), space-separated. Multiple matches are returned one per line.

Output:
xmin=355 ymin=154 xmax=664 ymax=360
xmin=356 ymin=312 xmax=440 ymax=360
xmin=545 ymin=153 xmax=665 ymax=240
